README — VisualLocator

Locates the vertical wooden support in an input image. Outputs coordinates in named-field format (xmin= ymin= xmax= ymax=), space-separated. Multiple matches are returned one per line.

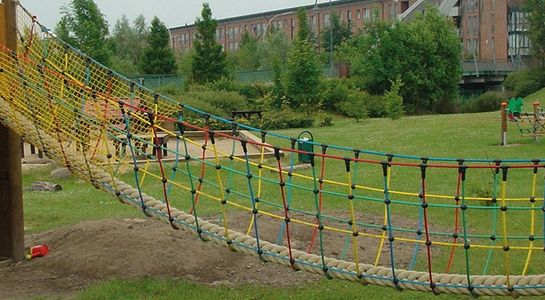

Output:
xmin=500 ymin=102 xmax=507 ymax=146
xmin=533 ymin=102 xmax=540 ymax=141
xmin=0 ymin=0 xmax=24 ymax=262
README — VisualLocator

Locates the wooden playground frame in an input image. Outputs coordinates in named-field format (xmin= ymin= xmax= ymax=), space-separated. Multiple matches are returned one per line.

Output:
xmin=0 ymin=0 xmax=24 ymax=263
xmin=500 ymin=101 xmax=544 ymax=146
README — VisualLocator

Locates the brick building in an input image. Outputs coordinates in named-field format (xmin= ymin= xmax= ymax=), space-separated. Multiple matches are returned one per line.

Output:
xmin=169 ymin=0 xmax=530 ymax=69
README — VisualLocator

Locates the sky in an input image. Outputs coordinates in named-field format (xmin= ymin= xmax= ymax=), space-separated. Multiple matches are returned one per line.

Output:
xmin=21 ymin=0 xmax=330 ymax=31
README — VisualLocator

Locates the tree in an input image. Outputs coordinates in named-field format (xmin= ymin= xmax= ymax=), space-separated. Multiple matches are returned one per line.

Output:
xmin=284 ymin=8 xmax=322 ymax=115
xmin=525 ymin=0 xmax=545 ymax=67
xmin=350 ymin=7 xmax=461 ymax=113
xmin=233 ymin=32 xmax=260 ymax=70
xmin=138 ymin=17 xmax=177 ymax=74
xmin=385 ymin=77 xmax=404 ymax=120
xmin=258 ymin=30 xmax=291 ymax=70
xmin=191 ymin=3 xmax=228 ymax=84
xmin=321 ymin=13 xmax=352 ymax=56
xmin=55 ymin=0 xmax=111 ymax=65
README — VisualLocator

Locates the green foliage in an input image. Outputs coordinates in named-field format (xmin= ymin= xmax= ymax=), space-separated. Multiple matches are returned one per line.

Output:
xmin=349 ymin=7 xmax=461 ymax=113
xmin=321 ymin=79 xmax=367 ymax=121
xmin=296 ymin=8 xmax=311 ymax=43
xmin=471 ymin=91 xmax=505 ymax=112
xmin=109 ymin=56 xmax=139 ymax=76
xmin=232 ymin=32 xmax=260 ymax=71
xmin=503 ymin=69 xmax=544 ymax=98
xmin=384 ymin=77 xmax=405 ymax=120
xmin=321 ymin=12 xmax=352 ymax=58
xmin=176 ymin=48 xmax=195 ymax=80
xmin=191 ymin=4 xmax=229 ymax=84
xmin=138 ymin=17 xmax=177 ymax=74
xmin=284 ymin=9 xmax=322 ymax=115
xmin=55 ymin=0 xmax=111 ymax=65
xmin=525 ymin=0 xmax=545 ymax=66
xmin=260 ymin=109 xmax=314 ymax=130
xmin=316 ymin=113 xmax=334 ymax=127
xmin=364 ymin=93 xmax=386 ymax=117
xmin=110 ymin=15 xmax=148 ymax=76
xmin=258 ymin=30 xmax=291 ymax=70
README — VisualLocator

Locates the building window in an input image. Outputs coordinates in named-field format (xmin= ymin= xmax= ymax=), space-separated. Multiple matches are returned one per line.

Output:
xmin=508 ymin=9 xmax=530 ymax=58
xmin=324 ymin=13 xmax=330 ymax=27
xmin=347 ymin=10 xmax=352 ymax=23
xmin=356 ymin=9 xmax=361 ymax=19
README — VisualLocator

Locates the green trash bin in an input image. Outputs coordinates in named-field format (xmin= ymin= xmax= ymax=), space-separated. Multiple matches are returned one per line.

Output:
xmin=297 ymin=131 xmax=314 ymax=164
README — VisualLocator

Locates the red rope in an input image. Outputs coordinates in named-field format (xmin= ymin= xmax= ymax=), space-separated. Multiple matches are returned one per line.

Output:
xmin=151 ymin=121 xmax=175 ymax=227
xmin=276 ymin=157 xmax=295 ymax=266
xmin=189 ymin=123 xmax=209 ymax=214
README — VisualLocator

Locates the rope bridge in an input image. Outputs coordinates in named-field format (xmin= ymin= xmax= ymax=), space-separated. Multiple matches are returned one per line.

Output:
xmin=1 ymin=4 xmax=545 ymax=296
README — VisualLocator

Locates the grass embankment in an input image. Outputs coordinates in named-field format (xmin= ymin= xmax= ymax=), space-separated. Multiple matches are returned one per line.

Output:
xmin=23 ymin=112 xmax=544 ymax=299
xmin=524 ymin=87 xmax=545 ymax=104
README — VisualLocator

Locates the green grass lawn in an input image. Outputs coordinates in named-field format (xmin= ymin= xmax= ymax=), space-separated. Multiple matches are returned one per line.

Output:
xmin=524 ymin=87 xmax=545 ymax=104
xmin=23 ymin=111 xmax=545 ymax=299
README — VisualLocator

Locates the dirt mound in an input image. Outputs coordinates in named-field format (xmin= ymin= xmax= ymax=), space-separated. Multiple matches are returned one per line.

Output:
xmin=0 ymin=210 xmax=441 ymax=299
xmin=0 ymin=218 xmax=321 ymax=300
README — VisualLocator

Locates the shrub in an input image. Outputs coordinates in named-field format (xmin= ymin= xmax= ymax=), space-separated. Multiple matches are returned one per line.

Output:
xmin=503 ymin=69 xmax=543 ymax=98
xmin=316 ymin=113 xmax=334 ymax=127
xmin=259 ymin=109 xmax=314 ymax=130
xmin=321 ymin=79 xmax=352 ymax=111
xmin=335 ymin=92 xmax=367 ymax=121
xmin=364 ymin=93 xmax=386 ymax=117
xmin=384 ymin=77 xmax=404 ymax=120
xmin=155 ymin=83 xmax=184 ymax=97
xmin=206 ymin=77 xmax=242 ymax=93
xmin=471 ymin=91 xmax=505 ymax=112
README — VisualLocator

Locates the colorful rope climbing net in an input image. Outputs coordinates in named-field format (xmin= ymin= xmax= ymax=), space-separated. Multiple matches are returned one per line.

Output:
xmin=1 ymin=4 xmax=545 ymax=296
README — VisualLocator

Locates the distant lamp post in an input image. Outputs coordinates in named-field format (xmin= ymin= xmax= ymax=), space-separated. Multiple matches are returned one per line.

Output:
xmin=264 ymin=11 xmax=292 ymax=40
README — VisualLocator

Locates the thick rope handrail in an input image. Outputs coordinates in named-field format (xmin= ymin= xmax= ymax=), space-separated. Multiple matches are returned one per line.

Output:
xmin=2 ymin=3 xmax=545 ymax=296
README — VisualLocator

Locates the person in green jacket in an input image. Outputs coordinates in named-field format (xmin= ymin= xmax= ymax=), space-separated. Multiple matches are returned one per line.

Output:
xmin=508 ymin=97 xmax=523 ymax=118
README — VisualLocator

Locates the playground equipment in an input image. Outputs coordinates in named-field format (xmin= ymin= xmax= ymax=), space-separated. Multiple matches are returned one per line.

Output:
xmin=501 ymin=101 xmax=544 ymax=145
xmin=1 ymin=3 xmax=545 ymax=296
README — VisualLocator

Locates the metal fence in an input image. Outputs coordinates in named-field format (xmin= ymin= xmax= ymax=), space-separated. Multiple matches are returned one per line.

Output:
xmin=131 ymin=64 xmax=340 ymax=89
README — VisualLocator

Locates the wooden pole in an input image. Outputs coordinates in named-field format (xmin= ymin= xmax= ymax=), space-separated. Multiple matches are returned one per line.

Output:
xmin=500 ymin=102 xmax=507 ymax=146
xmin=0 ymin=0 xmax=24 ymax=262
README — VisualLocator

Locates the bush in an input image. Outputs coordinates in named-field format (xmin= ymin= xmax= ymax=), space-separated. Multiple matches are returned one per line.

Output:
xmin=503 ymin=69 xmax=543 ymax=98
xmin=321 ymin=79 xmax=352 ymax=111
xmin=364 ymin=93 xmax=386 ymax=117
xmin=155 ymin=83 xmax=185 ymax=97
xmin=384 ymin=77 xmax=404 ymax=120
xmin=315 ymin=113 xmax=334 ymax=127
xmin=206 ymin=76 xmax=243 ymax=93
xmin=258 ymin=109 xmax=314 ymax=130
xmin=471 ymin=91 xmax=505 ymax=112
xmin=335 ymin=93 xmax=367 ymax=121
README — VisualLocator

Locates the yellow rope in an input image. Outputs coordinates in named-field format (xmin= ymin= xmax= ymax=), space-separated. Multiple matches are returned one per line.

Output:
xmin=500 ymin=179 xmax=512 ymax=290
xmin=374 ymin=163 xmax=392 ymax=266
xmin=211 ymin=141 xmax=230 ymax=241
xmin=522 ymin=172 xmax=538 ymax=275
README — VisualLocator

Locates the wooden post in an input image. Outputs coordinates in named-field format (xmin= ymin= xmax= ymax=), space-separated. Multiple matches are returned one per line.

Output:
xmin=500 ymin=102 xmax=508 ymax=146
xmin=0 ymin=0 xmax=24 ymax=262
xmin=533 ymin=102 xmax=541 ymax=140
